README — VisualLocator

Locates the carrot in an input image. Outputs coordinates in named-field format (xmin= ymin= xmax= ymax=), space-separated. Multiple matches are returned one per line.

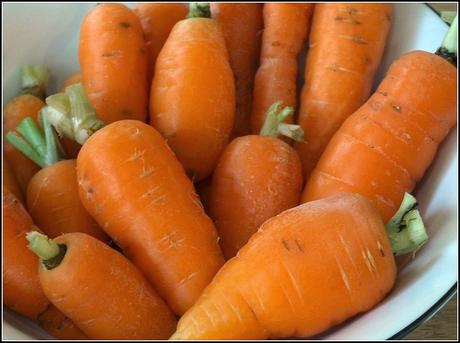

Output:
xmin=301 ymin=50 xmax=457 ymax=223
xmin=209 ymin=102 xmax=304 ymax=259
xmin=27 ymin=231 xmax=177 ymax=339
xmin=133 ymin=3 xmax=188 ymax=85
xmin=295 ymin=4 xmax=393 ymax=177
xmin=150 ymin=3 xmax=235 ymax=181
xmin=3 ymin=159 xmax=24 ymax=204
xmin=210 ymin=3 xmax=263 ymax=138
xmin=7 ymin=84 xmax=108 ymax=242
xmin=172 ymin=192 xmax=429 ymax=339
xmin=79 ymin=3 xmax=148 ymax=123
xmin=76 ymin=119 xmax=224 ymax=315
xmin=3 ymin=188 xmax=86 ymax=339
xmin=250 ymin=4 xmax=314 ymax=134
xmin=3 ymin=66 xmax=49 ymax=194
xmin=59 ymin=72 xmax=82 ymax=92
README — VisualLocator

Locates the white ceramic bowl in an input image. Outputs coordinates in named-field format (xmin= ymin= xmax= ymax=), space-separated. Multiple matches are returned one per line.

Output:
xmin=2 ymin=3 xmax=458 ymax=340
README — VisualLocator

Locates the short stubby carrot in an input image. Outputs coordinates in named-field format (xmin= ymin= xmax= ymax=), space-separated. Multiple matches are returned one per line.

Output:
xmin=295 ymin=4 xmax=393 ymax=176
xmin=3 ymin=189 xmax=86 ymax=339
xmin=3 ymin=159 xmax=24 ymax=204
xmin=133 ymin=3 xmax=188 ymax=84
xmin=59 ymin=72 xmax=82 ymax=92
xmin=301 ymin=51 xmax=457 ymax=222
xmin=210 ymin=3 xmax=263 ymax=138
xmin=150 ymin=16 xmax=235 ymax=182
xmin=77 ymin=120 xmax=225 ymax=315
xmin=250 ymin=4 xmax=314 ymax=134
xmin=79 ymin=3 xmax=148 ymax=123
xmin=27 ymin=159 xmax=109 ymax=242
xmin=3 ymin=94 xmax=43 ymax=193
xmin=28 ymin=232 xmax=177 ymax=340
xmin=171 ymin=193 xmax=397 ymax=340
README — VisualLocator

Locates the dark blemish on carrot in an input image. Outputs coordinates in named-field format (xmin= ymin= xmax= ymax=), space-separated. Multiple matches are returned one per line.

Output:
xmin=346 ymin=7 xmax=358 ymax=15
xmin=377 ymin=91 xmax=388 ymax=97
xmin=102 ymin=50 xmax=122 ymax=58
xmin=121 ymin=109 xmax=132 ymax=117
xmin=379 ymin=247 xmax=385 ymax=256
xmin=294 ymin=240 xmax=304 ymax=253
xmin=271 ymin=41 xmax=281 ymax=47
xmin=119 ymin=22 xmax=131 ymax=29
xmin=351 ymin=36 xmax=368 ymax=44
xmin=335 ymin=16 xmax=362 ymax=25
xmin=282 ymin=239 xmax=290 ymax=251
xmin=386 ymin=12 xmax=392 ymax=21
xmin=392 ymin=104 xmax=401 ymax=112
xmin=364 ymin=56 xmax=372 ymax=64
xmin=87 ymin=187 xmax=94 ymax=194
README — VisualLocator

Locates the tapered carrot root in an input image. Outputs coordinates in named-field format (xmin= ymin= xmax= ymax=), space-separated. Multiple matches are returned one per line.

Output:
xmin=210 ymin=3 xmax=263 ymax=138
xmin=29 ymin=232 xmax=177 ymax=339
xmin=79 ymin=3 xmax=148 ymax=123
xmin=27 ymin=159 xmax=109 ymax=242
xmin=150 ymin=15 xmax=235 ymax=181
xmin=3 ymin=159 xmax=24 ymax=204
xmin=250 ymin=4 xmax=314 ymax=134
xmin=3 ymin=189 xmax=86 ymax=339
xmin=301 ymin=51 xmax=457 ymax=222
xmin=172 ymin=194 xmax=397 ymax=340
xmin=77 ymin=120 xmax=224 ymax=315
xmin=133 ymin=3 xmax=188 ymax=84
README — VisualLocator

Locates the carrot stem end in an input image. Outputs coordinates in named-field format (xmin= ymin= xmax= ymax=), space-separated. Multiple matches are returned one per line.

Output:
xmin=436 ymin=14 xmax=457 ymax=66
xmin=260 ymin=101 xmax=304 ymax=142
xmin=20 ymin=65 xmax=50 ymax=100
xmin=187 ymin=2 xmax=210 ymax=18
xmin=26 ymin=231 xmax=66 ymax=269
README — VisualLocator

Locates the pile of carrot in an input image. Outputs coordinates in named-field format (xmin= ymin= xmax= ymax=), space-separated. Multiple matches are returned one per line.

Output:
xmin=2 ymin=2 xmax=457 ymax=341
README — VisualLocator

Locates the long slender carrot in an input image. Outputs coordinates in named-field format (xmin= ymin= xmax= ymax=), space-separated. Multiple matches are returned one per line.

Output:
xmin=209 ymin=102 xmax=303 ymax=259
xmin=150 ymin=3 xmax=235 ymax=182
xmin=295 ymin=4 xmax=393 ymax=177
xmin=27 ymin=231 xmax=177 ymax=339
xmin=301 ymin=50 xmax=457 ymax=223
xmin=171 ymin=193 xmax=427 ymax=339
xmin=3 ymin=188 xmax=86 ymax=339
xmin=210 ymin=3 xmax=263 ymax=138
xmin=133 ymin=3 xmax=188 ymax=85
xmin=250 ymin=4 xmax=314 ymax=134
xmin=7 ymin=84 xmax=108 ymax=242
xmin=3 ymin=159 xmax=24 ymax=204
xmin=76 ymin=119 xmax=224 ymax=315
xmin=79 ymin=3 xmax=148 ymax=123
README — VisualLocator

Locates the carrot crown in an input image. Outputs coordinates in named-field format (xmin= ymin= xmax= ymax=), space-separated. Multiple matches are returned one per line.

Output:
xmin=385 ymin=193 xmax=428 ymax=256
xmin=187 ymin=2 xmax=210 ymax=19
xmin=20 ymin=65 xmax=49 ymax=100
xmin=436 ymin=14 xmax=457 ymax=66
xmin=26 ymin=231 xmax=67 ymax=270
xmin=260 ymin=101 xmax=304 ymax=142
xmin=43 ymin=83 xmax=105 ymax=145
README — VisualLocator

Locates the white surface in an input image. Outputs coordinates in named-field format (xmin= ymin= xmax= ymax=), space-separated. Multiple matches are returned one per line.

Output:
xmin=2 ymin=2 xmax=458 ymax=340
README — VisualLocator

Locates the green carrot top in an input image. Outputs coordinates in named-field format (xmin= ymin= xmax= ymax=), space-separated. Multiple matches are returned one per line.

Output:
xmin=260 ymin=101 xmax=304 ymax=142
xmin=436 ymin=14 xmax=457 ymax=66
xmin=20 ymin=65 xmax=50 ymax=100
xmin=187 ymin=2 xmax=210 ymax=19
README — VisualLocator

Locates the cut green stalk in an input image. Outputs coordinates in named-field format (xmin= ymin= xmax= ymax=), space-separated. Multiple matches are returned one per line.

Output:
xmin=187 ymin=2 xmax=210 ymax=18
xmin=435 ymin=14 xmax=457 ymax=66
xmin=26 ymin=231 xmax=66 ymax=270
xmin=6 ymin=132 xmax=46 ymax=168
xmin=260 ymin=101 xmax=305 ymax=142
xmin=20 ymin=65 xmax=50 ymax=100
xmin=42 ymin=93 xmax=74 ymax=139
xmin=385 ymin=192 xmax=429 ymax=256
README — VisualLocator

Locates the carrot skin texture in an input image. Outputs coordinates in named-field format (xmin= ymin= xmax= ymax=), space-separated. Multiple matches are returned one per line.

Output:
xmin=172 ymin=193 xmax=397 ymax=339
xmin=133 ymin=3 xmax=188 ymax=85
xmin=295 ymin=4 xmax=393 ymax=177
xmin=251 ymin=4 xmax=314 ymax=134
xmin=77 ymin=120 xmax=225 ymax=315
xmin=211 ymin=3 xmax=263 ymax=138
xmin=302 ymin=51 xmax=457 ymax=222
xmin=79 ymin=3 xmax=148 ymax=123
xmin=3 ymin=189 xmax=86 ymax=339
xmin=26 ymin=159 xmax=109 ymax=242
xmin=39 ymin=233 xmax=177 ymax=340
xmin=3 ymin=159 xmax=25 ymax=204
xmin=150 ymin=18 xmax=235 ymax=182
xmin=3 ymin=95 xmax=43 ymax=193
xmin=209 ymin=135 xmax=303 ymax=259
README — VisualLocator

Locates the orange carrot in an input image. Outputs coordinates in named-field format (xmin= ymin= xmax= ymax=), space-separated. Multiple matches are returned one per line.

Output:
xmin=77 ymin=120 xmax=224 ymax=315
xmin=150 ymin=4 xmax=235 ymax=181
xmin=3 ymin=158 xmax=24 ymax=204
xmin=59 ymin=72 xmax=82 ymax=92
xmin=209 ymin=102 xmax=303 ymax=259
xmin=250 ymin=4 xmax=314 ymax=134
xmin=133 ymin=3 xmax=188 ymax=84
xmin=27 ymin=231 xmax=177 ymax=339
xmin=295 ymin=4 xmax=393 ymax=177
xmin=3 ymin=188 xmax=86 ymax=339
xmin=79 ymin=3 xmax=148 ymax=123
xmin=210 ymin=3 xmax=263 ymax=138
xmin=172 ymin=193 xmax=428 ymax=339
xmin=301 ymin=51 xmax=457 ymax=223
